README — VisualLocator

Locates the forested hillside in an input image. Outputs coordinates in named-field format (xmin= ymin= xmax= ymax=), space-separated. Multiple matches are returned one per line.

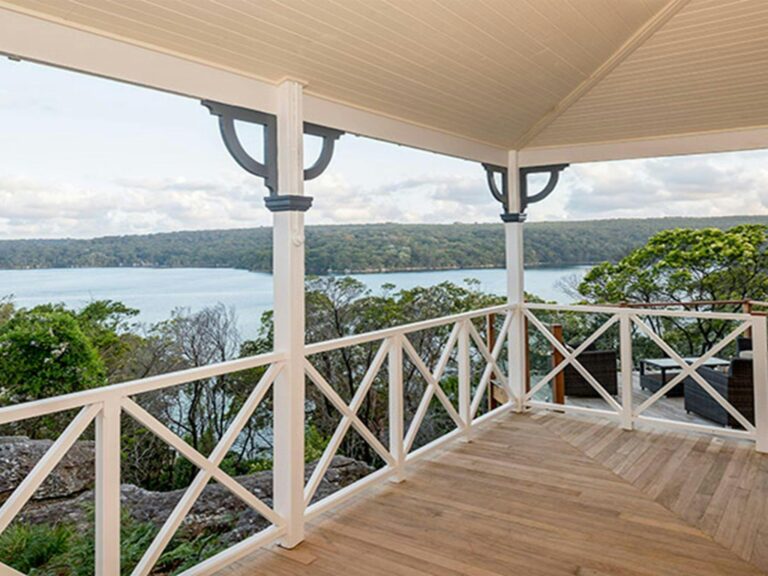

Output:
xmin=1 ymin=216 xmax=766 ymax=274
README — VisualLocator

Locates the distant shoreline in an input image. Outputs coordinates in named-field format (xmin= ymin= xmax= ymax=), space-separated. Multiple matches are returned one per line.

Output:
xmin=1 ymin=216 xmax=765 ymax=274
xmin=0 ymin=262 xmax=595 ymax=274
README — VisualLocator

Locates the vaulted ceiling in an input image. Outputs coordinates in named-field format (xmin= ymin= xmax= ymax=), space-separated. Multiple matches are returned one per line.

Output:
xmin=2 ymin=0 xmax=767 ymax=152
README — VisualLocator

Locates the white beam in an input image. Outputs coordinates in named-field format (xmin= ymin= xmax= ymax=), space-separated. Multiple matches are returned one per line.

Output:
xmin=95 ymin=399 xmax=121 ymax=576
xmin=519 ymin=126 xmax=768 ymax=167
xmin=271 ymin=80 xmax=306 ymax=549
xmin=0 ymin=6 xmax=277 ymax=113
xmin=505 ymin=151 xmax=526 ymax=412
xmin=0 ymin=7 xmax=507 ymax=165
xmin=303 ymin=94 xmax=507 ymax=165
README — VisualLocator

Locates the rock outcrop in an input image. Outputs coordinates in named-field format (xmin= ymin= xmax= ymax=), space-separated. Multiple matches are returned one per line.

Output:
xmin=0 ymin=436 xmax=96 ymax=503
xmin=1 ymin=436 xmax=373 ymax=545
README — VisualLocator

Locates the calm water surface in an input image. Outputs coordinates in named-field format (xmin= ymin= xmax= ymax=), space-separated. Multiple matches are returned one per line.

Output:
xmin=0 ymin=266 xmax=588 ymax=339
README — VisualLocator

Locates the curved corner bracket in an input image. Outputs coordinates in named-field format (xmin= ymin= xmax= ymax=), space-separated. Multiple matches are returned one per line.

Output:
xmin=519 ymin=164 xmax=569 ymax=212
xmin=202 ymin=100 xmax=278 ymax=195
xmin=482 ymin=163 xmax=513 ymax=221
xmin=304 ymin=123 xmax=344 ymax=181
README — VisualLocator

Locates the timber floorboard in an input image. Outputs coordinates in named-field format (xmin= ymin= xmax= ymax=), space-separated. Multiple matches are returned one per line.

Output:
xmin=218 ymin=413 xmax=765 ymax=576
xmin=538 ymin=410 xmax=768 ymax=573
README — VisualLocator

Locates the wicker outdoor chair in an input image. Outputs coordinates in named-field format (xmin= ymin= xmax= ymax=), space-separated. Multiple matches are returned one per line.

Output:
xmin=683 ymin=358 xmax=754 ymax=428
xmin=562 ymin=349 xmax=618 ymax=397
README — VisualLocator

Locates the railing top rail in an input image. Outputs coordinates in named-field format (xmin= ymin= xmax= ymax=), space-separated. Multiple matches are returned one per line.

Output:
xmin=304 ymin=303 xmax=509 ymax=355
xmin=616 ymin=299 xmax=750 ymax=309
xmin=524 ymin=302 xmax=753 ymax=321
xmin=0 ymin=350 xmax=286 ymax=425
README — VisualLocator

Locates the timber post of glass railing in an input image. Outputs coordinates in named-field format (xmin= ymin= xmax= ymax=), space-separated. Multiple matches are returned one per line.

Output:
xmin=458 ymin=319 xmax=472 ymax=441
xmin=95 ymin=397 xmax=121 ymax=576
xmin=388 ymin=334 xmax=406 ymax=482
xmin=751 ymin=313 xmax=768 ymax=453
xmin=619 ymin=310 xmax=634 ymax=431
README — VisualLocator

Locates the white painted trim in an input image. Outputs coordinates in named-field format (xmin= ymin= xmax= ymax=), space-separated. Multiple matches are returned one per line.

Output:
xmin=304 ymin=304 xmax=508 ymax=355
xmin=176 ymin=526 xmax=285 ymax=576
xmin=0 ymin=404 xmax=100 ymax=534
xmin=0 ymin=7 xmax=507 ymax=165
xmin=95 ymin=399 xmax=121 ymax=576
xmin=753 ymin=316 xmax=768 ymax=453
xmin=0 ymin=6 xmax=278 ymax=111
xmin=527 ymin=401 xmax=621 ymax=421
xmin=272 ymin=81 xmax=307 ymax=549
xmin=619 ymin=313 xmax=634 ymax=431
xmin=0 ymin=351 xmax=285 ymax=425
xmin=303 ymin=94 xmax=507 ymax=164
xmin=635 ymin=415 xmax=755 ymax=441
xmin=388 ymin=335 xmax=406 ymax=482
xmin=519 ymin=126 xmax=768 ymax=166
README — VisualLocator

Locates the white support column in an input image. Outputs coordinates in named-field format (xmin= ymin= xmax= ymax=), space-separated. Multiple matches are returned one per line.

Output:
xmin=95 ymin=398 xmax=121 ymax=576
xmin=388 ymin=335 xmax=405 ymax=482
xmin=619 ymin=312 xmax=634 ymax=431
xmin=505 ymin=150 xmax=526 ymax=412
xmin=458 ymin=320 xmax=472 ymax=439
xmin=752 ymin=315 xmax=768 ymax=453
xmin=272 ymin=80 xmax=307 ymax=548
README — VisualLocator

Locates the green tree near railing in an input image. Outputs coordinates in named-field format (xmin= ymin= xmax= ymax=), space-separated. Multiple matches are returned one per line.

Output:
xmin=578 ymin=225 xmax=768 ymax=355
xmin=245 ymin=277 xmax=505 ymax=462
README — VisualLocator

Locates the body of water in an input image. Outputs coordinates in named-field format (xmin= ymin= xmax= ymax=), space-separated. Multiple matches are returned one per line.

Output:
xmin=0 ymin=266 xmax=588 ymax=339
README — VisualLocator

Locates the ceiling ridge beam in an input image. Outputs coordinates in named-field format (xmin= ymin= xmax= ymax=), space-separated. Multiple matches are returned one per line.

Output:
xmin=514 ymin=0 xmax=691 ymax=149
xmin=518 ymin=124 xmax=768 ymax=167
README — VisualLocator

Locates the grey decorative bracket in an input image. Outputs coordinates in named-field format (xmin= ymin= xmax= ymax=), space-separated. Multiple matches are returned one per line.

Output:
xmin=202 ymin=100 xmax=343 ymax=212
xmin=482 ymin=163 xmax=569 ymax=222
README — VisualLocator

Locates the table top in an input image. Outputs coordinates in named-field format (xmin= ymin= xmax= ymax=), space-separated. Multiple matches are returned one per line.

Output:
xmin=642 ymin=357 xmax=730 ymax=369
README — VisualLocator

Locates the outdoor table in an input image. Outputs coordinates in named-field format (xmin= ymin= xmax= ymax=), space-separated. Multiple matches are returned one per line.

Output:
xmin=640 ymin=356 xmax=731 ymax=396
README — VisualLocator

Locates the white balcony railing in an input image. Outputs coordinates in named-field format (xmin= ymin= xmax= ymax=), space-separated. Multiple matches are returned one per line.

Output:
xmin=0 ymin=302 xmax=766 ymax=576
xmin=524 ymin=302 xmax=768 ymax=445
xmin=0 ymin=304 xmax=512 ymax=576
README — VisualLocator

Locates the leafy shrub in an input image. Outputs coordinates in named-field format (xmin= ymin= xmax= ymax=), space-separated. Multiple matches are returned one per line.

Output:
xmin=0 ymin=523 xmax=71 ymax=573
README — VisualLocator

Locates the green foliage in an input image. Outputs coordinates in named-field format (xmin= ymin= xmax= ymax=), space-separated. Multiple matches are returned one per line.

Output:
xmin=578 ymin=225 xmax=768 ymax=356
xmin=3 ymin=217 xmax=768 ymax=273
xmin=0 ymin=523 xmax=71 ymax=573
xmin=579 ymin=225 xmax=768 ymax=305
xmin=0 ymin=307 xmax=106 ymax=404
xmin=246 ymin=277 xmax=505 ymax=460
xmin=305 ymin=425 xmax=330 ymax=463
xmin=0 ymin=513 xmax=227 ymax=576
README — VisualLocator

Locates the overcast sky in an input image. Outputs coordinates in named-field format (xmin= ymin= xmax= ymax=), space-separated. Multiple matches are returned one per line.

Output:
xmin=1 ymin=57 xmax=768 ymax=240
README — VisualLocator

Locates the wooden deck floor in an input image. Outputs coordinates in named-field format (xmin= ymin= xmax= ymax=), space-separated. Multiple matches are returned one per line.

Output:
xmin=538 ymin=410 xmax=768 ymax=573
xmin=218 ymin=413 xmax=767 ymax=576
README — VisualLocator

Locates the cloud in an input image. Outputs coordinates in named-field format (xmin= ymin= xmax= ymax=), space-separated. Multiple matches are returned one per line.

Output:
xmin=0 ymin=174 xmax=271 ymax=239
xmin=561 ymin=153 xmax=768 ymax=220
xmin=308 ymin=173 xmax=497 ymax=225
xmin=3 ymin=149 xmax=768 ymax=240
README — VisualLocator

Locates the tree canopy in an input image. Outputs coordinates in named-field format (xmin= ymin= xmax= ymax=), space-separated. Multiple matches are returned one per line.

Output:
xmin=579 ymin=225 xmax=768 ymax=305
xmin=2 ymin=216 xmax=768 ymax=273
xmin=0 ymin=307 xmax=106 ymax=404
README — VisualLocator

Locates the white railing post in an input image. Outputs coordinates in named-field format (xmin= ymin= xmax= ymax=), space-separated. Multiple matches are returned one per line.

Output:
xmin=458 ymin=320 xmax=472 ymax=439
xmin=505 ymin=150 xmax=527 ymax=412
xmin=272 ymin=79 xmax=306 ymax=548
xmin=388 ymin=335 xmax=405 ymax=482
xmin=95 ymin=398 xmax=121 ymax=576
xmin=752 ymin=314 xmax=768 ymax=453
xmin=619 ymin=311 xmax=634 ymax=431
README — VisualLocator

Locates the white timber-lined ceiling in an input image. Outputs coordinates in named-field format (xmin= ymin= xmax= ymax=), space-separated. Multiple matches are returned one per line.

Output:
xmin=1 ymin=0 xmax=767 ymax=156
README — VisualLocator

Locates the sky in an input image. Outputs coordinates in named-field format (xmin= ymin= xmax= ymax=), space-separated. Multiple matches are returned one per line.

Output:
xmin=1 ymin=57 xmax=768 ymax=240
